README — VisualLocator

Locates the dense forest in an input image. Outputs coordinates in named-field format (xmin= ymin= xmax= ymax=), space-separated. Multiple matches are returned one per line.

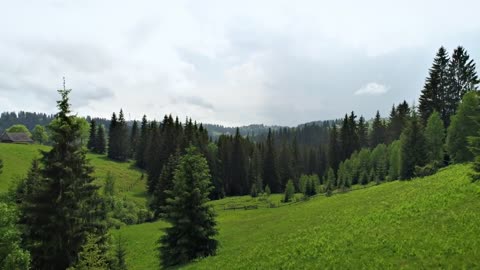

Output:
xmin=2 ymin=45 xmax=480 ymax=269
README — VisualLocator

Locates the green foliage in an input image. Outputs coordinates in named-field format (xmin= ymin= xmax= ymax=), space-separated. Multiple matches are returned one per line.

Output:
xmin=87 ymin=120 xmax=97 ymax=151
xmin=95 ymin=125 xmax=107 ymax=154
xmin=0 ymin=202 xmax=30 ymax=270
xmin=150 ymin=153 xmax=180 ymax=218
xmin=250 ymin=183 xmax=259 ymax=198
xmin=69 ymin=234 xmax=108 ymax=270
xmin=370 ymin=110 xmax=387 ymax=147
xmin=324 ymin=168 xmax=335 ymax=196
xmin=400 ymin=113 xmax=427 ymax=179
xmin=104 ymin=171 xmax=115 ymax=197
xmin=159 ymin=146 xmax=217 ymax=267
xmin=447 ymin=91 xmax=480 ymax=163
xmin=264 ymin=185 xmax=271 ymax=197
xmin=20 ymin=87 xmax=108 ymax=269
xmin=424 ymin=111 xmax=445 ymax=164
xmin=370 ymin=144 xmax=388 ymax=182
xmin=283 ymin=180 xmax=295 ymax=202
xmin=31 ymin=125 xmax=48 ymax=145
xmin=112 ymin=235 xmax=128 ymax=270
xmin=387 ymin=140 xmax=401 ymax=180
xmin=0 ymin=158 xmax=3 ymax=176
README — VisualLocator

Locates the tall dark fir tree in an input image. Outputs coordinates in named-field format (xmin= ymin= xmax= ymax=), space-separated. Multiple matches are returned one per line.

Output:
xmin=21 ymin=83 xmax=107 ymax=270
xmin=419 ymin=46 xmax=450 ymax=126
xmin=263 ymin=129 xmax=280 ymax=192
xmin=87 ymin=120 xmax=96 ymax=151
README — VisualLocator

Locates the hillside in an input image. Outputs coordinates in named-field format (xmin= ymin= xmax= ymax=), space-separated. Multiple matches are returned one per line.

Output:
xmin=0 ymin=143 xmax=147 ymax=205
xmin=114 ymin=164 xmax=480 ymax=269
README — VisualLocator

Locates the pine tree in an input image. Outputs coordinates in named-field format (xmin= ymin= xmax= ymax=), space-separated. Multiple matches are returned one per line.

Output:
xmin=325 ymin=167 xmax=335 ymax=196
xmin=357 ymin=116 xmax=368 ymax=148
xmin=424 ymin=111 xmax=444 ymax=164
xmin=135 ymin=115 xmax=148 ymax=169
xmin=445 ymin=46 xmax=479 ymax=125
xmin=400 ymin=112 xmax=427 ymax=179
xmin=263 ymin=129 xmax=280 ymax=192
xmin=21 ymin=85 xmax=107 ymax=270
xmin=116 ymin=110 xmax=129 ymax=161
xmin=388 ymin=140 xmax=401 ymax=181
xmin=388 ymin=101 xmax=411 ymax=142
xmin=108 ymin=113 xmax=118 ymax=159
xmin=95 ymin=125 xmax=107 ymax=154
xmin=283 ymin=179 xmax=295 ymax=202
xmin=447 ymin=91 xmax=480 ymax=163
xmin=71 ymin=234 xmax=108 ymax=270
xmin=419 ymin=46 xmax=450 ymax=126
xmin=129 ymin=120 xmax=139 ymax=159
xmin=327 ymin=125 xmax=340 ymax=171
xmin=150 ymin=152 xmax=180 ymax=218
xmin=112 ymin=235 xmax=127 ymax=270
xmin=159 ymin=146 xmax=217 ymax=267
xmin=370 ymin=110 xmax=386 ymax=147
xmin=87 ymin=120 xmax=97 ymax=151
xmin=231 ymin=128 xmax=248 ymax=195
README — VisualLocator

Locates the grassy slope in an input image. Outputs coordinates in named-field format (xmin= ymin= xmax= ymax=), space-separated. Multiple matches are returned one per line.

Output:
xmin=116 ymin=164 xmax=480 ymax=269
xmin=0 ymin=143 xmax=147 ymax=205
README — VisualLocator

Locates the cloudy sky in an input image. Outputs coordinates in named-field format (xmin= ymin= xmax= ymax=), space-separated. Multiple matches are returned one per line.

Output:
xmin=1 ymin=0 xmax=480 ymax=126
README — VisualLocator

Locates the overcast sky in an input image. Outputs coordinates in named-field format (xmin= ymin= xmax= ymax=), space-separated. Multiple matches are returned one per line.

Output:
xmin=1 ymin=0 xmax=480 ymax=126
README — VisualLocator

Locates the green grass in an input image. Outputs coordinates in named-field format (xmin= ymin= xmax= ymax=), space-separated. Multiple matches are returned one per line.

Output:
xmin=116 ymin=164 xmax=480 ymax=269
xmin=0 ymin=143 xmax=147 ymax=206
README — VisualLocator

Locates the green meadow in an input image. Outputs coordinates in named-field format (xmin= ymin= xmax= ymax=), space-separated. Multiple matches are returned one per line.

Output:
xmin=2 ymin=144 xmax=480 ymax=269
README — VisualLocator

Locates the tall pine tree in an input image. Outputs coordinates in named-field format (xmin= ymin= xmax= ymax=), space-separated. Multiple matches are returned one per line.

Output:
xmin=21 ymin=84 xmax=107 ymax=270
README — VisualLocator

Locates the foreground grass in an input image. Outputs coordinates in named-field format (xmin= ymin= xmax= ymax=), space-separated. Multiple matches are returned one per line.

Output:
xmin=0 ymin=143 xmax=147 ymax=205
xmin=117 ymin=164 xmax=480 ymax=269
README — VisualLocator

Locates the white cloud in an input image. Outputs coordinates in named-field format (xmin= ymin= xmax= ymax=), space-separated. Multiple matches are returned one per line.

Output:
xmin=355 ymin=82 xmax=389 ymax=96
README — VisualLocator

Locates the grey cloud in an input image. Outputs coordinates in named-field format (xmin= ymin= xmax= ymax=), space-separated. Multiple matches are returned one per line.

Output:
xmin=172 ymin=96 xmax=214 ymax=110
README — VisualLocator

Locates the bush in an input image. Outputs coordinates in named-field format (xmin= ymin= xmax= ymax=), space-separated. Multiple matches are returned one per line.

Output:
xmin=414 ymin=161 xmax=441 ymax=177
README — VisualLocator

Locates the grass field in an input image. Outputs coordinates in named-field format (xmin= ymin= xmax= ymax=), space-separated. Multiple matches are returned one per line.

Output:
xmin=115 ymin=164 xmax=480 ymax=269
xmin=0 ymin=143 xmax=147 ymax=205
xmin=3 ymin=144 xmax=480 ymax=269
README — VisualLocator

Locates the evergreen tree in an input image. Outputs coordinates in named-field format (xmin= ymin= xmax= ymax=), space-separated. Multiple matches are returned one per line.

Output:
xmin=388 ymin=140 xmax=401 ymax=181
xmin=263 ymin=129 xmax=280 ymax=192
xmin=419 ymin=46 xmax=450 ymax=125
xmin=424 ymin=111 xmax=444 ymax=164
xmin=112 ymin=235 xmax=127 ymax=270
xmin=283 ymin=179 xmax=295 ymax=202
xmin=71 ymin=234 xmax=108 ymax=270
xmin=445 ymin=46 xmax=479 ymax=125
xmin=95 ymin=125 xmax=107 ymax=154
xmin=108 ymin=113 xmax=118 ymax=159
xmin=129 ymin=120 xmax=139 ymax=159
xmin=159 ymin=146 xmax=217 ymax=267
xmin=150 ymin=152 xmax=180 ymax=218
xmin=0 ymin=158 xmax=3 ymax=176
xmin=370 ymin=110 xmax=386 ymax=147
xmin=325 ymin=167 xmax=335 ymax=196
xmin=0 ymin=202 xmax=30 ymax=270
xmin=388 ymin=101 xmax=410 ymax=142
xmin=135 ymin=115 xmax=148 ymax=169
xmin=400 ymin=112 xmax=427 ymax=179
xmin=87 ymin=120 xmax=97 ymax=151
xmin=447 ymin=91 xmax=480 ymax=163
xmin=116 ymin=110 xmax=129 ymax=161
xmin=230 ymin=128 xmax=248 ymax=195
xmin=327 ymin=125 xmax=340 ymax=171
xmin=21 ymin=85 xmax=107 ymax=270
xmin=357 ymin=116 xmax=368 ymax=148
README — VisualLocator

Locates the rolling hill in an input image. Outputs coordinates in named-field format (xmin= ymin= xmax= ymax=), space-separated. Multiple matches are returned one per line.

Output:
xmin=115 ymin=164 xmax=480 ymax=269
xmin=0 ymin=143 xmax=147 ymax=205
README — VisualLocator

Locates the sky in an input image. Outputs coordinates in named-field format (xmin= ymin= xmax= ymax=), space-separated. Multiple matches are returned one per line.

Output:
xmin=1 ymin=0 xmax=480 ymax=126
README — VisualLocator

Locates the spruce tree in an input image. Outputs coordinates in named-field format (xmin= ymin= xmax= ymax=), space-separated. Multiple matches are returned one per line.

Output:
xmin=159 ymin=146 xmax=217 ymax=267
xmin=283 ymin=179 xmax=295 ymax=202
xmin=446 ymin=91 xmax=480 ymax=163
xmin=231 ymin=128 xmax=248 ymax=195
xmin=116 ymin=110 xmax=129 ymax=161
xmin=87 ymin=120 xmax=96 ymax=151
xmin=357 ymin=116 xmax=368 ymax=148
xmin=21 ymin=85 xmax=107 ymax=270
xmin=424 ymin=111 xmax=444 ymax=164
xmin=129 ymin=120 xmax=139 ymax=159
xmin=108 ymin=113 xmax=118 ymax=159
xmin=370 ymin=110 xmax=386 ymax=147
xmin=263 ymin=129 xmax=280 ymax=192
xmin=388 ymin=140 xmax=401 ymax=181
xmin=419 ymin=46 xmax=450 ymax=126
xmin=95 ymin=125 xmax=107 ymax=154
xmin=135 ymin=115 xmax=148 ymax=169
xmin=150 ymin=152 xmax=180 ymax=218
xmin=400 ymin=112 xmax=427 ymax=179
xmin=445 ymin=46 xmax=479 ymax=124
xmin=325 ymin=167 xmax=335 ymax=196
xmin=327 ymin=125 xmax=340 ymax=171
